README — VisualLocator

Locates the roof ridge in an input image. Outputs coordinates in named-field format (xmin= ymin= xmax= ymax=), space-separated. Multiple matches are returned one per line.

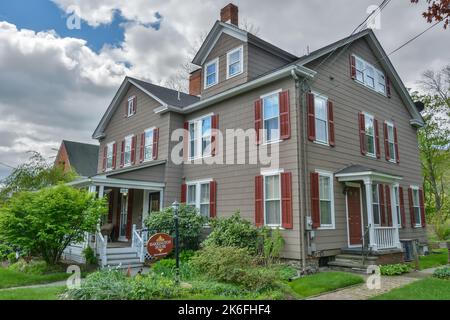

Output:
xmin=127 ymin=76 xmax=199 ymax=98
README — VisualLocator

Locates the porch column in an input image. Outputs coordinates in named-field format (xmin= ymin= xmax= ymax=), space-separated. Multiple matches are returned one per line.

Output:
xmin=390 ymin=184 xmax=402 ymax=249
xmin=142 ymin=190 xmax=149 ymax=228
xmin=98 ymin=185 xmax=105 ymax=198
xmin=88 ymin=185 xmax=97 ymax=194
xmin=364 ymin=178 xmax=377 ymax=250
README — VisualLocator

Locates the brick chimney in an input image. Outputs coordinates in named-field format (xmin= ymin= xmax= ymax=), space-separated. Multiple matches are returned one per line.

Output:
xmin=220 ymin=3 xmax=238 ymax=26
xmin=189 ymin=69 xmax=201 ymax=96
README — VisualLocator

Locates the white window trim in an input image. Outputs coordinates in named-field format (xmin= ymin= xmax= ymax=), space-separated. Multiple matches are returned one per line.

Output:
xmin=143 ymin=127 xmax=155 ymax=162
xmin=105 ymin=141 xmax=115 ymax=172
xmin=392 ymin=183 xmax=402 ymax=228
xmin=188 ymin=113 xmax=214 ymax=160
xmin=316 ymin=170 xmax=335 ymax=230
xmin=372 ymin=184 xmax=381 ymax=226
xmin=353 ymin=54 xmax=387 ymax=97
xmin=186 ymin=178 xmax=213 ymax=217
xmin=127 ymin=96 xmax=136 ymax=117
xmin=123 ymin=134 xmax=133 ymax=167
xmin=226 ymin=45 xmax=244 ymax=79
xmin=312 ymin=92 xmax=329 ymax=146
xmin=410 ymin=185 xmax=422 ymax=228
xmin=364 ymin=112 xmax=377 ymax=158
xmin=204 ymin=58 xmax=219 ymax=89
xmin=263 ymin=173 xmax=282 ymax=228
xmin=261 ymin=89 xmax=282 ymax=145
xmin=385 ymin=121 xmax=397 ymax=163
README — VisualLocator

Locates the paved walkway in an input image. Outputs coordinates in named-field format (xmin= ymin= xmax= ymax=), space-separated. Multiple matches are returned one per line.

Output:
xmin=308 ymin=268 xmax=436 ymax=300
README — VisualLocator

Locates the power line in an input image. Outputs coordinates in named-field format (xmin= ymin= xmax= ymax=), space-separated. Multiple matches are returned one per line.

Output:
xmin=0 ymin=161 xmax=16 ymax=170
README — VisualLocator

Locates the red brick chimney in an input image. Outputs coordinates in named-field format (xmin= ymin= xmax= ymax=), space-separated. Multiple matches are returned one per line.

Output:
xmin=189 ymin=69 xmax=201 ymax=96
xmin=220 ymin=3 xmax=238 ymax=26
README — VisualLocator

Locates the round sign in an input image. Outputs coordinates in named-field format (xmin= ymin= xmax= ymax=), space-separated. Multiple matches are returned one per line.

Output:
xmin=147 ymin=233 xmax=174 ymax=257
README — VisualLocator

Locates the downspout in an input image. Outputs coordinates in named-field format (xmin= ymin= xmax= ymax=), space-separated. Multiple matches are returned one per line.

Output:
xmin=291 ymin=69 xmax=307 ymax=273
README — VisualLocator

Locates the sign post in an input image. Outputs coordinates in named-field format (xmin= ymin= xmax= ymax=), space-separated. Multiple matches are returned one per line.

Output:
xmin=172 ymin=201 xmax=180 ymax=284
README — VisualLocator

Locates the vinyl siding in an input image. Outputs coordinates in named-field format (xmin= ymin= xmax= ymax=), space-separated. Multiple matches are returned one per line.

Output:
xmin=247 ymin=43 xmax=289 ymax=79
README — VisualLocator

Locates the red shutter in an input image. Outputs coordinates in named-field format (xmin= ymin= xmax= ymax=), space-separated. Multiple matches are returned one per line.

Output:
xmin=310 ymin=172 xmax=320 ymax=229
xmin=181 ymin=183 xmax=187 ymax=203
xmin=384 ymin=123 xmax=390 ymax=161
xmin=112 ymin=143 xmax=117 ymax=169
xmin=307 ymin=92 xmax=316 ymax=141
xmin=108 ymin=192 xmax=114 ymax=223
xmin=255 ymin=175 xmax=264 ymax=227
xmin=120 ymin=140 xmax=125 ymax=168
xmin=139 ymin=133 xmax=145 ymax=163
xmin=131 ymin=135 xmax=137 ymax=165
xmin=328 ymin=100 xmax=335 ymax=146
xmin=419 ymin=189 xmax=426 ymax=227
xmin=379 ymin=184 xmax=386 ymax=226
xmin=386 ymin=77 xmax=392 ymax=98
xmin=359 ymin=112 xmax=366 ymax=155
xmin=399 ymin=186 xmax=406 ymax=228
xmin=210 ymin=180 xmax=217 ymax=218
xmin=102 ymin=146 xmax=107 ymax=172
xmin=254 ymin=99 xmax=263 ymax=145
xmin=132 ymin=96 xmax=137 ymax=114
xmin=279 ymin=90 xmax=291 ymax=140
xmin=394 ymin=125 xmax=400 ymax=164
xmin=281 ymin=172 xmax=293 ymax=229
xmin=408 ymin=187 xmax=415 ymax=227
xmin=349 ymin=54 xmax=356 ymax=79
xmin=385 ymin=185 xmax=392 ymax=226
xmin=183 ymin=122 xmax=189 ymax=161
xmin=374 ymin=119 xmax=381 ymax=159
xmin=126 ymin=189 xmax=134 ymax=239
xmin=211 ymin=115 xmax=219 ymax=156
xmin=152 ymin=128 xmax=159 ymax=160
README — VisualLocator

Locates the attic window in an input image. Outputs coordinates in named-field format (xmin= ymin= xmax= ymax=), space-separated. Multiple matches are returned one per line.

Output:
xmin=204 ymin=58 xmax=218 ymax=89
xmin=353 ymin=55 xmax=386 ymax=96
xmin=226 ymin=46 xmax=243 ymax=79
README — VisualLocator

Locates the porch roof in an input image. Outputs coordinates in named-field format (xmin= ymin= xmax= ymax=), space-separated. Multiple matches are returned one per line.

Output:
xmin=335 ymin=165 xmax=402 ymax=184
xmin=67 ymin=175 xmax=165 ymax=191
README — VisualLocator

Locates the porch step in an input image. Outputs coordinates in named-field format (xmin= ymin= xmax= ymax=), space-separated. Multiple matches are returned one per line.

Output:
xmin=99 ymin=246 xmax=144 ymax=269
xmin=106 ymin=247 xmax=138 ymax=254
xmin=327 ymin=253 xmax=379 ymax=274
xmin=107 ymin=253 xmax=140 ymax=260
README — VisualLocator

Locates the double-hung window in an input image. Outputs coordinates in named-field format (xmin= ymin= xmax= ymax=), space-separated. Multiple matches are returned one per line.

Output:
xmin=144 ymin=129 xmax=154 ymax=161
xmin=124 ymin=135 xmax=133 ymax=166
xmin=226 ymin=46 xmax=243 ymax=79
xmin=314 ymin=94 xmax=328 ymax=144
xmin=106 ymin=142 xmax=114 ymax=170
xmin=186 ymin=181 xmax=210 ymax=217
xmin=264 ymin=174 xmax=281 ymax=226
xmin=189 ymin=115 xmax=212 ymax=159
xmin=262 ymin=91 xmax=280 ymax=143
xmin=386 ymin=122 xmax=396 ymax=162
xmin=393 ymin=185 xmax=402 ymax=227
xmin=354 ymin=55 xmax=386 ymax=95
xmin=127 ymin=96 xmax=136 ymax=117
xmin=376 ymin=70 xmax=386 ymax=94
xmin=364 ymin=114 xmax=376 ymax=156
xmin=318 ymin=171 xmax=334 ymax=228
xmin=204 ymin=59 xmax=218 ymax=88
xmin=372 ymin=184 xmax=381 ymax=225
xmin=412 ymin=187 xmax=422 ymax=227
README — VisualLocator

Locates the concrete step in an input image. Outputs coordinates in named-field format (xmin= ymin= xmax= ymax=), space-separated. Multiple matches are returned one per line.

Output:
xmin=328 ymin=260 xmax=368 ymax=270
xmin=328 ymin=265 xmax=368 ymax=274
xmin=102 ymin=263 xmax=144 ymax=269
xmin=106 ymin=247 xmax=137 ymax=254
xmin=106 ymin=257 xmax=141 ymax=265
xmin=335 ymin=254 xmax=378 ymax=261
xmin=106 ymin=253 xmax=139 ymax=260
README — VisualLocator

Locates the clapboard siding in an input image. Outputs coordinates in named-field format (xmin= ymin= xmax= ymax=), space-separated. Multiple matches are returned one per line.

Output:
xmin=304 ymin=37 xmax=426 ymax=252
xmin=247 ymin=43 xmax=289 ymax=79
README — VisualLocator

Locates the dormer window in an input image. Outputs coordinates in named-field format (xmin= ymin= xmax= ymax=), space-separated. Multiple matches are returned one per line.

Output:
xmin=204 ymin=58 xmax=218 ymax=89
xmin=226 ymin=46 xmax=243 ymax=79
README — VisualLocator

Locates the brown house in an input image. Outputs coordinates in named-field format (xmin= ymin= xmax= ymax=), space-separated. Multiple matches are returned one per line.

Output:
xmin=55 ymin=140 xmax=99 ymax=177
xmin=66 ymin=4 xmax=427 ymax=269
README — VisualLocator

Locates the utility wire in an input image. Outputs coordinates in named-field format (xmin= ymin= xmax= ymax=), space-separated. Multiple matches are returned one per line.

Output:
xmin=0 ymin=161 xmax=16 ymax=169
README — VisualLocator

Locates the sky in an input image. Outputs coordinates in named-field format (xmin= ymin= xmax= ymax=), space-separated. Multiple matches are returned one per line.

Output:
xmin=0 ymin=0 xmax=449 ymax=180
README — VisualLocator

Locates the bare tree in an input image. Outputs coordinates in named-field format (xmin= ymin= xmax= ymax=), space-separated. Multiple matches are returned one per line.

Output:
xmin=418 ymin=65 xmax=450 ymax=109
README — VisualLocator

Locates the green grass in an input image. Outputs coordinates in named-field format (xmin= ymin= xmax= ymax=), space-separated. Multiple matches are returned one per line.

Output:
xmin=0 ymin=268 xmax=69 ymax=289
xmin=372 ymin=278 xmax=450 ymax=300
xmin=414 ymin=249 xmax=449 ymax=270
xmin=0 ymin=286 xmax=65 ymax=300
xmin=288 ymin=271 xmax=364 ymax=298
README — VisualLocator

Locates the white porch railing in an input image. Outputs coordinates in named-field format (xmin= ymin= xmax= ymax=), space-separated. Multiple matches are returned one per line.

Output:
xmin=374 ymin=227 xmax=397 ymax=250
xmin=96 ymin=228 xmax=108 ymax=267
xmin=131 ymin=225 xmax=145 ymax=263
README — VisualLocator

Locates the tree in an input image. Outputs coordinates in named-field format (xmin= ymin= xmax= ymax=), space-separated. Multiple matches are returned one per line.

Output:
xmin=418 ymin=64 xmax=450 ymax=110
xmin=0 ymin=151 xmax=76 ymax=203
xmin=0 ymin=185 xmax=107 ymax=265
xmin=411 ymin=0 xmax=450 ymax=29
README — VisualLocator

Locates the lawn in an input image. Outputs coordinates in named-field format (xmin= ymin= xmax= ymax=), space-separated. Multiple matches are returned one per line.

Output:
xmin=372 ymin=278 xmax=450 ymax=300
xmin=288 ymin=271 xmax=364 ymax=298
xmin=415 ymin=249 xmax=449 ymax=270
xmin=0 ymin=268 xmax=69 ymax=289
xmin=0 ymin=286 xmax=65 ymax=300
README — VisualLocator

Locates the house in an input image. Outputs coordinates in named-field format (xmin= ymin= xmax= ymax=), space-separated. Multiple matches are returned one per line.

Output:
xmin=67 ymin=4 xmax=427 ymax=270
xmin=54 ymin=140 xmax=99 ymax=177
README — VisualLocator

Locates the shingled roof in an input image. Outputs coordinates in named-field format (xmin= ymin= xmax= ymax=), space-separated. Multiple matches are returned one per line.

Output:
xmin=63 ymin=140 xmax=99 ymax=177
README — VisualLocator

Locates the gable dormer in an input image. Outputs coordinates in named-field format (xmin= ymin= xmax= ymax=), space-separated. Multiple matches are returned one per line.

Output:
xmin=189 ymin=4 xmax=297 ymax=99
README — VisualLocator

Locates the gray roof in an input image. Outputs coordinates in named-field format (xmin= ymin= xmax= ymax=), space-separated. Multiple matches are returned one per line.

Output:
xmin=129 ymin=77 xmax=199 ymax=108
xmin=335 ymin=164 xmax=398 ymax=176
xmin=63 ymin=140 xmax=99 ymax=177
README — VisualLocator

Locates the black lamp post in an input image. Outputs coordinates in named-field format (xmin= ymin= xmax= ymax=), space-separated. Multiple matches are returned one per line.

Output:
xmin=172 ymin=201 xmax=180 ymax=284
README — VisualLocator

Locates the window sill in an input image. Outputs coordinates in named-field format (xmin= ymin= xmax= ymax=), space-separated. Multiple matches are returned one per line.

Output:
xmin=388 ymin=159 xmax=397 ymax=164
xmin=313 ymin=140 xmax=330 ymax=147
xmin=264 ymin=225 xmax=284 ymax=230
xmin=365 ymin=153 xmax=377 ymax=159
xmin=262 ymin=139 xmax=282 ymax=146
xmin=226 ymin=70 xmax=243 ymax=80
xmin=414 ymin=224 xmax=422 ymax=228
xmin=187 ymin=155 xmax=213 ymax=162
xmin=204 ymin=83 xmax=218 ymax=90
xmin=353 ymin=79 xmax=387 ymax=98
xmin=317 ymin=226 xmax=335 ymax=230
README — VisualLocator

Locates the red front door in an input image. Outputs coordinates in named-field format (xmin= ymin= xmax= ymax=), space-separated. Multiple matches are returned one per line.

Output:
xmin=347 ymin=187 xmax=362 ymax=246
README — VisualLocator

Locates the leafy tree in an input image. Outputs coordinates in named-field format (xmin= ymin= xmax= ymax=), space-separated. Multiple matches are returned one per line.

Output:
xmin=411 ymin=0 xmax=450 ymax=29
xmin=0 ymin=151 xmax=77 ymax=203
xmin=0 ymin=185 xmax=107 ymax=265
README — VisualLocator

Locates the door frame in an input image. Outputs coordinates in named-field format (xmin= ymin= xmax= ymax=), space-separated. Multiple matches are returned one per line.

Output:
xmin=345 ymin=183 xmax=365 ymax=248
xmin=118 ymin=192 xmax=129 ymax=242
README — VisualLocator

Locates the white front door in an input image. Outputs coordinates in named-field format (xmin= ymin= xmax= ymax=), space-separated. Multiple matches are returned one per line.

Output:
xmin=119 ymin=194 xmax=129 ymax=241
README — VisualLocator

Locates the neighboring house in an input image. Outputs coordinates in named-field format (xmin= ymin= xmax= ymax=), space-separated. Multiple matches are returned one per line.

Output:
xmin=67 ymin=4 xmax=427 ymax=269
xmin=55 ymin=140 xmax=99 ymax=177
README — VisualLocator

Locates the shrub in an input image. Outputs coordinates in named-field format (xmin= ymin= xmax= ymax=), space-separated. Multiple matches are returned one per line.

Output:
xmin=151 ymin=257 xmax=195 ymax=279
xmin=129 ymin=273 xmax=182 ymax=299
xmin=433 ymin=221 xmax=450 ymax=241
xmin=433 ymin=266 xmax=450 ymax=280
xmin=203 ymin=212 xmax=259 ymax=253
xmin=144 ymin=205 xmax=206 ymax=250
xmin=7 ymin=252 xmax=17 ymax=264
xmin=259 ymin=228 xmax=285 ymax=265
xmin=380 ymin=263 xmax=411 ymax=276
xmin=0 ymin=243 xmax=13 ymax=261
xmin=8 ymin=259 xmax=48 ymax=275
xmin=82 ymin=246 xmax=98 ymax=265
